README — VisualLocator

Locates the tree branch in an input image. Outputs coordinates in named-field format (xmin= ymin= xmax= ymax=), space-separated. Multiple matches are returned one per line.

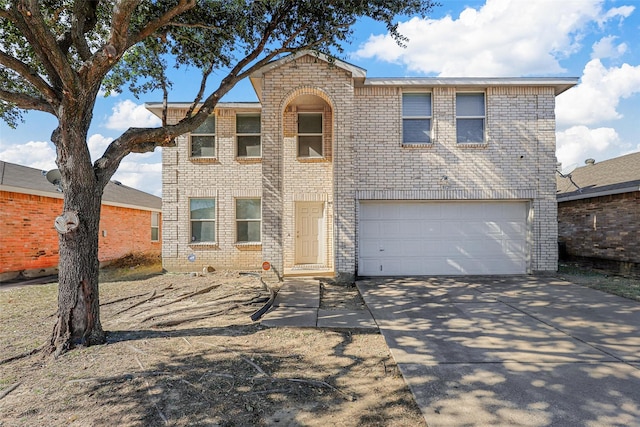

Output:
xmin=0 ymin=50 xmax=58 ymax=106
xmin=13 ymin=0 xmax=80 ymax=93
xmin=70 ymin=0 xmax=99 ymax=61
xmin=184 ymin=61 xmax=215 ymax=119
xmin=127 ymin=0 xmax=196 ymax=47
xmin=0 ymin=89 xmax=55 ymax=114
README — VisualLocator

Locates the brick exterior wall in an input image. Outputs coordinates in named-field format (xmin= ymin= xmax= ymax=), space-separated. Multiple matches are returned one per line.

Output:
xmin=161 ymin=106 xmax=264 ymax=273
xmin=352 ymin=85 xmax=559 ymax=273
xmin=558 ymin=191 xmax=640 ymax=264
xmin=0 ymin=190 xmax=161 ymax=280
xmin=161 ymin=54 xmax=561 ymax=277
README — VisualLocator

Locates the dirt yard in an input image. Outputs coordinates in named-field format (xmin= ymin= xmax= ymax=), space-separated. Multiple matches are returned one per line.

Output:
xmin=0 ymin=262 xmax=425 ymax=427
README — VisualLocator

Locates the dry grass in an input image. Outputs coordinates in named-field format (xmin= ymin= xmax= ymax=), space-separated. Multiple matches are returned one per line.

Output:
xmin=0 ymin=269 xmax=425 ymax=427
xmin=558 ymin=262 xmax=640 ymax=302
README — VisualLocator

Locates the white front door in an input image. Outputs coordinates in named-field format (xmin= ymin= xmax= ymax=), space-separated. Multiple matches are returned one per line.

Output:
xmin=296 ymin=202 xmax=324 ymax=264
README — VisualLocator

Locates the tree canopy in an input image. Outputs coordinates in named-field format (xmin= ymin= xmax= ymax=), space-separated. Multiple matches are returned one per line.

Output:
xmin=0 ymin=0 xmax=436 ymax=355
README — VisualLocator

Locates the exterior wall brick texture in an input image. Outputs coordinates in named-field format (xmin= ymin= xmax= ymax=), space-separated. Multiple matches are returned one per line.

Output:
xmin=162 ymin=55 xmax=561 ymax=276
xmin=0 ymin=190 xmax=161 ymax=277
xmin=558 ymin=191 xmax=640 ymax=263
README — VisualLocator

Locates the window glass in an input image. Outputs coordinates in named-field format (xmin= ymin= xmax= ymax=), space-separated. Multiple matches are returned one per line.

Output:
xmin=236 ymin=114 xmax=260 ymax=133
xmin=190 ymin=198 xmax=215 ymax=242
xmin=191 ymin=115 xmax=215 ymax=157
xmin=236 ymin=198 xmax=261 ymax=243
xmin=237 ymin=221 xmax=261 ymax=242
xmin=456 ymin=93 xmax=485 ymax=143
xmin=456 ymin=93 xmax=485 ymax=116
xmin=194 ymin=116 xmax=216 ymax=134
xmin=298 ymin=113 xmax=322 ymax=133
xmin=298 ymin=113 xmax=323 ymax=158
xmin=403 ymin=93 xmax=431 ymax=144
xmin=403 ymin=93 xmax=432 ymax=116
xmin=298 ymin=136 xmax=323 ymax=157
xmin=457 ymin=119 xmax=485 ymax=143
xmin=237 ymin=114 xmax=261 ymax=158
xmin=151 ymin=212 xmax=160 ymax=241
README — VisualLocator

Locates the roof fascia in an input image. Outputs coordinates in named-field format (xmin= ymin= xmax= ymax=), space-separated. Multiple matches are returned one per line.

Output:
xmin=557 ymin=186 xmax=640 ymax=202
xmin=365 ymin=77 xmax=579 ymax=96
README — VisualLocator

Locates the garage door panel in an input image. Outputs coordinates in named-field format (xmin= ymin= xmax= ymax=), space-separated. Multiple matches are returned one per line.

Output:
xmin=359 ymin=201 xmax=528 ymax=276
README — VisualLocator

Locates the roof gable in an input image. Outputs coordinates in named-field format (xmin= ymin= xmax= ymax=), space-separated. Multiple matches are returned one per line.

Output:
xmin=249 ymin=51 xmax=367 ymax=100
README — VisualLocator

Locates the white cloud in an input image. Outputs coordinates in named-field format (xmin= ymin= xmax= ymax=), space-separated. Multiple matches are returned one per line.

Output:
xmin=0 ymin=140 xmax=57 ymax=170
xmin=600 ymin=5 xmax=635 ymax=24
xmin=87 ymin=133 xmax=113 ymax=162
xmin=104 ymin=99 xmax=161 ymax=131
xmin=556 ymin=59 xmax=640 ymax=126
xmin=112 ymin=153 xmax=162 ymax=196
xmin=591 ymin=36 xmax=627 ymax=59
xmin=556 ymin=125 xmax=620 ymax=167
xmin=353 ymin=0 xmax=630 ymax=77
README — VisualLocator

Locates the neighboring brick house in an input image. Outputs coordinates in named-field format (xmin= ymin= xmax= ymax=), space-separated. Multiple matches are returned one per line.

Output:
xmin=557 ymin=152 xmax=640 ymax=275
xmin=148 ymin=52 xmax=577 ymax=280
xmin=0 ymin=161 xmax=162 ymax=281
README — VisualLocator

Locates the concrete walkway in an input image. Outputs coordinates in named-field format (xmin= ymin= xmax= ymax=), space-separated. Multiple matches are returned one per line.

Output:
xmin=261 ymin=279 xmax=377 ymax=329
xmin=357 ymin=276 xmax=640 ymax=427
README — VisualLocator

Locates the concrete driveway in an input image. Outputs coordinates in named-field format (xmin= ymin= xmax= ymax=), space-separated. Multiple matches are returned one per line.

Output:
xmin=356 ymin=276 xmax=640 ymax=427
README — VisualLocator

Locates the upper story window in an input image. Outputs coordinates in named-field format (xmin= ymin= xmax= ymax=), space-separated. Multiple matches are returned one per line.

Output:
xmin=236 ymin=113 xmax=261 ymax=158
xmin=190 ymin=115 xmax=216 ymax=158
xmin=402 ymin=93 xmax=432 ymax=144
xmin=456 ymin=93 xmax=485 ymax=144
xmin=190 ymin=198 xmax=216 ymax=243
xmin=151 ymin=212 xmax=160 ymax=241
xmin=236 ymin=198 xmax=261 ymax=243
xmin=298 ymin=112 xmax=323 ymax=158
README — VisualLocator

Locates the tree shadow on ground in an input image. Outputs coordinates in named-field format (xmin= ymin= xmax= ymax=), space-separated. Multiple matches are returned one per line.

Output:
xmin=22 ymin=327 xmax=425 ymax=426
xmin=358 ymin=276 xmax=640 ymax=426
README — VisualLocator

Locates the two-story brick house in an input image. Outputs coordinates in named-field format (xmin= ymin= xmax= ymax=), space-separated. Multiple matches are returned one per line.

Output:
xmin=147 ymin=52 xmax=577 ymax=280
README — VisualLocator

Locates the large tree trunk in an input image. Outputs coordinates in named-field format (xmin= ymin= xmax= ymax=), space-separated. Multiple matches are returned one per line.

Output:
xmin=49 ymin=172 xmax=106 ymax=355
xmin=48 ymin=103 xmax=107 ymax=356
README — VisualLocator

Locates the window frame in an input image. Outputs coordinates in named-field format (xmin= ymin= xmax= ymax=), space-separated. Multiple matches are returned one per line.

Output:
xmin=189 ymin=198 xmax=216 ymax=244
xmin=402 ymin=92 xmax=433 ymax=145
xmin=189 ymin=114 xmax=217 ymax=159
xmin=297 ymin=112 xmax=324 ymax=158
xmin=235 ymin=198 xmax=262 ymax=244
xmin=236 ymin=113 xmax=262 ymax=159
xmin=456 ymin=92 xmax=486 ymax=144
xmin=151 ymin=212 xmax=160 ymax=242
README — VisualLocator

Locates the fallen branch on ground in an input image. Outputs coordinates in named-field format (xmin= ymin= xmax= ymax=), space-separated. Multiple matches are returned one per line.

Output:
xmin=115 ymin=290 xmax=163 ymax=315
xmin=140 ymin=294 xmax=259 ymax=322
xmin=0 ymin=383 xmax=20 ymax=400
xmin=150 ymin=304 xmax=239 ymax=327
xmin=66 ymin=372 xmax=171 ymax=384
xmin=101 ymin=292 xmax=149 ymax=306
xmin=0 ymin=346 xmax=43 ymax=366
xmin=155 ymin=284 xmax=220 ymax=308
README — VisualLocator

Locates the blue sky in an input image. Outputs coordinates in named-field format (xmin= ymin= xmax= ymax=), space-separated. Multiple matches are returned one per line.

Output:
xmin=1 ymin=0 xmax=639 ymax=196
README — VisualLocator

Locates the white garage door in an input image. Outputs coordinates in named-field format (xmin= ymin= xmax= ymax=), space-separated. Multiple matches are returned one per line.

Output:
xmin=358 ymin=201 xmax=528 ymax=276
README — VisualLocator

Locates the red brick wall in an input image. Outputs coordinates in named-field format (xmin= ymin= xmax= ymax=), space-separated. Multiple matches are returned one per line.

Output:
xmin=0 ymin=192 xmax=62 ymax=273
xmin=0 ymin=190 xmax=161 ymax=276
xmin=558 ymin=191 xmax=640 ymax=263
xmin=98 ymin=204 xmax=161 ymax=263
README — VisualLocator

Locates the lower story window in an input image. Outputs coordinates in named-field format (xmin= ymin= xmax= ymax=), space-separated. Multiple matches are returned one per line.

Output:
xmin=190 ymin=198 xmax=215 ymax=242
xmin=236 ymin=198 xmax=261 ymax=243
xmin=151 ymin=212 xmax=160 ymax=241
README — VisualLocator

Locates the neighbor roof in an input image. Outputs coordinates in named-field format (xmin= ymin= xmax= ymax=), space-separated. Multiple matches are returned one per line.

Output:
xmin=557 ymin=152 xmax=640 ymax=202
xmin=0 ymin=161 xmax=161 ymax=211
